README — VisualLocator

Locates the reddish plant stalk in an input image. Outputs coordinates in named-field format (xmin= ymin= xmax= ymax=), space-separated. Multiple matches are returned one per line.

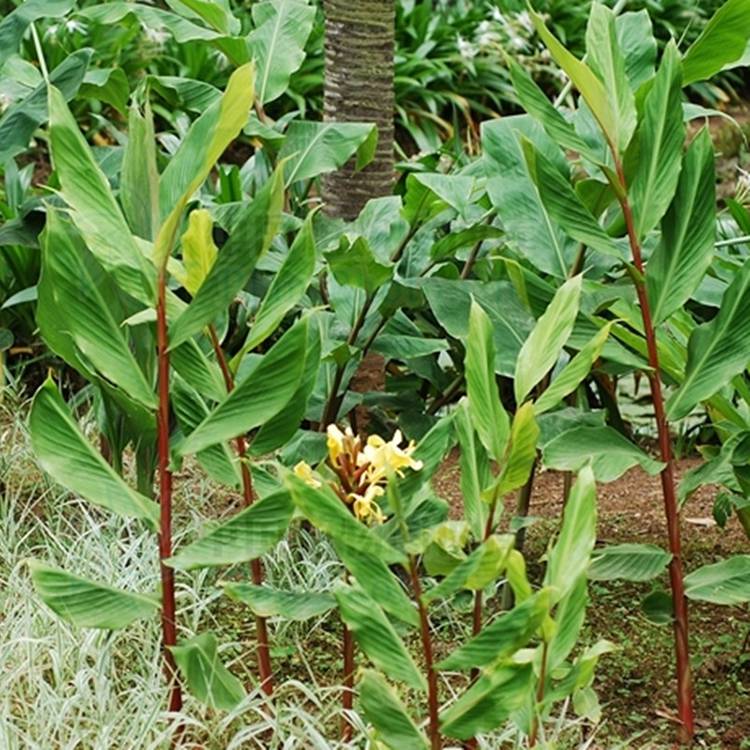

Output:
xmin=409 ymin=557 xmax=441 ymax=750
xmin=341 ymin=622 xmax=355 ymax=740
xmin=156 ymin=269 xmax=183 ymax=714
xmin=208 ymin=326 xmax=274 ymax=695
xmin=614 ymin=159 xmax=694 ymax=743
xmin=528 ymin=640 xmax=549 ymax=747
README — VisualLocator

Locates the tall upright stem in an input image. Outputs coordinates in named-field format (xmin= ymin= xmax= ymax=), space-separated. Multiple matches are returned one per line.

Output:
xmin=409 ymin=557 xmax=441 ymax=750
xmin=341 ymin=621 xmax=355 ymax=740
xmin=208 ymin=326 xmax=274 ymax=695
xmin=156 ymin=270 xmax=183 ymax=714
xmin=613 ymin=158 xmax=694 ymax=743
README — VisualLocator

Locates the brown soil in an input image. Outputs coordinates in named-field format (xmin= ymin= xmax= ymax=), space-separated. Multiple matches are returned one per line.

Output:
xmin=435 ymin=455 xmax=750 ymax=749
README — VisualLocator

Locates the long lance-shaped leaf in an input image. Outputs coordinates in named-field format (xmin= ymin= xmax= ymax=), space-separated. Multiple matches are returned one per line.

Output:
xmin=335 ymin=584 xmax=426 ymax=692
xmin=424 ymin=535 xmax=514 ymax=603
xmin=514 ymin=275 xmax=582 ymax=404
xmin=436 ymin=588 xmax=551 ymax=671
xmin=629 ymin=42 xmax=685 ymax=240
xmin=286 ymin=474 xmax=406 ymax=565
xmin=29 ymin=380 xmax=159 ymax=529
xmin=682 ymin=0 xmax=750 ymax=85
xmin=589 ymin=543 xmax=672 ymax=582
xmin=171 ymin=632 xmax=245 ymax=711
xmin=647 ymin=128 xmax=716 ymax=325
xmin=508 ymin=59 xmax=595 ymax=161
xmin=48 ymin=86 xmax=155 ymax=303
xmin=534 ymin=323 xmax=612 ymax=415
xmin=223 ymin=583 xmax=336 ymax=620
xmin=496 ymin=402 xmax=539 ymax=495
xmin=465 ymin=300 xmax=510 ymax=463
xmin=668 ymin=257 xmax=750 ymax=420
xmin=29 ymin=560 xmax=159 ymax=629
xmin=333 ymin=539 xmax=418 ymax=627
xmin=454 ymin=399 xmax=489 ymax=541
xmin=585 ymin=3 xmax=637 ymax=153
xmin=178 ymin=317 xmax=309 ymax=454
xmin=522 ymin=139 xmax=622 ymax=258
xmin=0 ymin=0 xmax=74 ymax=59
xmin=439 ymin=663 xmax=534 ymax=740
xmin=359 ymin=671 xmax=429 ymax=750
xmin=545 ymin=465 xmax=597 ymax=599
xmin=0 ymin=48 xmax=90 ymax=164
xmin=155 ymin=63 xmax=255 ymax=267
xmin=543 ymin=425 xmax=664 ymax=482
xmin=169 ymin=167 xmax=284 ymax=349
xmin=167 ymin=490 xmax=293 ymax=570
xmin=684 ymin=555 xmax=750 ymax=605
xmin=547 ymin=574 xmax=588 ymax=670
xmin=530 ymin=10 xmax=618 ymax=151
xmin=249 ymin=314 xmax=321 ymax=456
xmin=234 ymin=211 xmax=317 ymax=362
xmin=248 ymin=0 xmax=316 ymax=105
xmin=41 ymin=210 xmax=156 ymax=409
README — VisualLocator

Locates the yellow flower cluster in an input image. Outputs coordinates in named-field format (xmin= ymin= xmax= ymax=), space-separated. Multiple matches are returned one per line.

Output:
xmin=294 ymin=425 xmax=423 ymax=525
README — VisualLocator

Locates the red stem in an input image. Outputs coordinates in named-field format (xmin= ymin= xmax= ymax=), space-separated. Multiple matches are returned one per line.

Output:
xmin=410 ymin=557 xmax=441 ymax=750
xmin=341 ymin=621 xmax=355 ymax=741
xmin=614 ymin=159 xmax=694 ymax=743
xmin=156 ymin=269 xmax=183 ymax=714
xmin=528 ymin=641 xmax=549 ymax=747
xmin=208 ymin=326 xmax=274 ymax=696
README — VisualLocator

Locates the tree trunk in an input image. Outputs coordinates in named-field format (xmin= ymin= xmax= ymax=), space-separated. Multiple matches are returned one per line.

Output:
xmin=323 ymin=0 xmax=395 ymax=220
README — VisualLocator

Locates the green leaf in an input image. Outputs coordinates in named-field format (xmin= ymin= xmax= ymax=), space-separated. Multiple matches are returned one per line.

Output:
xmin=668 ymin=257 xmax=750 ymax=420
xmin=285 ymin=474 xmax=405 ymax=565
xmin=40 ymin=210 xmax=156 ymax=409
xmin=647 ymin=129 xmax=716 ymax=324
xmin=589 ymin=543 xmax=672 ymax=582
xmin=530 ymin=10 xmax=618 ymax=151
xmin=279 ymin=121 xmax=377 ymax=186
xmin=616 ymin=10 xmax=657 ymax=88
xmin=534 ymin=324 xmax=611 ymax=415
xmin=424 ymin=535 xmax=514 ymax=603
xmin=48 ymin=85 xmax=154 ymax=303
xmin=180 ymin=209 xmax=218 ymax=296
xmin=454 ymin=399 xmax=490 ymax=541
xmin=167 ymin=0 xmax=240 ymax=35
xmin=121 ymin=102 xmax=159 ymax=242
xmin=29 ymin=560 xmax=158 ymax=629
xmin=169 ymin=168 xmax=284 ymax=348
xmin=178 ymin=317 xmax=309 ymax=454
xmin=439 ymin=663 xmax=534 ymax=740
xmin=547 ymin=575 xmax=588 ymax=670
xmin=79 ymin=67 xmax=129 ymax=115
xmin=543 ymin=426 xmax=664 ymax=482
xmin=465 ymin=300 xmax=510 ymax=462
xmin=497 ymin=402 xmax=540 ymax=495
xmin=682 ymin=0 xmax=750 ymax=85
xmin=508 ymin=60 xmax=594 ymax=160
xmin=155 ymin=63 xmax=255 ymax=267
xmin=248 ymin=0 xmax=316 ymax=105
xmin=335 ymin=584 xmax=426 ymax=692
xmin=629 ymin=42 xmax=685 ymax=240
xmin=0 ymin=0 xmax=74 ymax=60
xmin=325 ymin=237 xmax=393 ymax=295
xmin=545 ymin=466 xmax=597 ymax=599
xmin=359 ymin=670 xmax=428 ymax=750
xmin=238 ymin=213 xmax=316 ymax=356
xmin=585 ymin=3 xmax=637 ymax=153
xmin=482 ymin=116 xmax=577 ymax=278
xmin=171 ymin=632 xmax=245 ymax=711
xmin=223 ymin=583 xmax=335 ymax=620
xmin=684 ymin=555 xmax=750 ymax=605
xmin=0 ymin=49 xmax=90 ymax=164
xmin=514 ymin=275 xmax=582 ymax=404
xmin=436 ymin=588 xmax=551 ymax=671
xmin=522 ymin=139 xmax=622 ymax=258
xmin=168 ymin=490 xmax=293 ymax=570
xmin=29 ymin=380 xmax=159 ymax=529
xmin=333 ymin=540 xmax=418 ymax=627
xmin=642 ymin=589 xmax=673 ymax=625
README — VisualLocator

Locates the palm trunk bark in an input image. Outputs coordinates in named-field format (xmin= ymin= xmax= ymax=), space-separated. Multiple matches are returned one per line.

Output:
xmin=323 ymin=0 xmax=395 ymax=219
